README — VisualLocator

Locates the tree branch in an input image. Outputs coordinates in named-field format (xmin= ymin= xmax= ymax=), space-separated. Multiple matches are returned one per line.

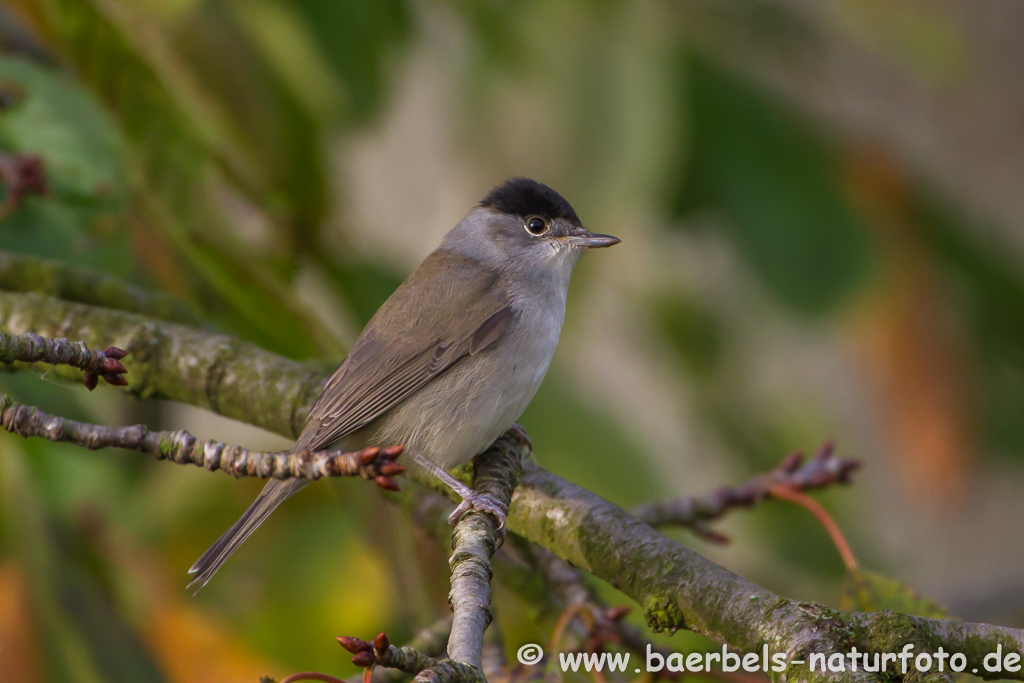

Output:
xmin=632 ymin=441 xmax=860 ymax=543
xmin=398 ymin=485 xmax=739 ymax=681
xmin=0 ymin=330 xmax=128 ymax=389
xmin=391 ymin=475 xmax=760 ymax=682
xmin=0 ymin=392 xmax=405 ymax=485
xmin=0 ymin=290 xmax=326 ymax=438
xmin=447 ymin=431 xmax=524 ymax=670
xmin=338 ymin=434 xmax=523 ymax=683
xmin=372 ymin=617 xmax=454 ymax=683
xmin=267 ymin=617 xmax=455 ymax=683
xmin=339 ymin=633 xmax=484 ymax=683
xmin=2 ymin=291 xmax=1023 ymax=682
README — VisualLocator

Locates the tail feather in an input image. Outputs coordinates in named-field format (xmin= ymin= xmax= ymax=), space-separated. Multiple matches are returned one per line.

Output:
xmin=188 ymin=478 xmax=308 ymax=593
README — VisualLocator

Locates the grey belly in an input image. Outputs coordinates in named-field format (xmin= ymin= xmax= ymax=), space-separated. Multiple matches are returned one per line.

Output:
xmin=357 ymin=327 xmax=557 ymax=470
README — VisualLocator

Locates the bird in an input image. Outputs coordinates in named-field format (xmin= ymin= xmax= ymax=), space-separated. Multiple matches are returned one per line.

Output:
xmin=188 ymin=177 xmax=620 ymax=590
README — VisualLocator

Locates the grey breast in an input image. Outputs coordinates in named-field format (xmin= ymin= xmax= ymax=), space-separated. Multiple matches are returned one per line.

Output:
xmin=369 ymin=289 xmax=565 ymax=470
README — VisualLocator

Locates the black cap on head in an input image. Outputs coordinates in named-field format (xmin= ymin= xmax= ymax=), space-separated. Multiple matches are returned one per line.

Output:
xmin=480 ymin=177 xmax=582 ymax=227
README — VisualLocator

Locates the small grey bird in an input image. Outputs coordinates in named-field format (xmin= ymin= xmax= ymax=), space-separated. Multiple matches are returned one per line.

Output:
xmin=188 ymin=178 xmax=619 ymax=590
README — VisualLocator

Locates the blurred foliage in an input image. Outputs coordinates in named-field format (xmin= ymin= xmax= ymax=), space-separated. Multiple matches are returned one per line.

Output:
xmin=0 ymin=57 xmax=129 ymax=273
xmin=911 ymin=188 xmax=1024 ymax=456
xmin=672 ymin=54 xmax=876 ymax=316
xmin=520 ymin=374 xmax=662 ymax=508
xmin=0 ymin=0 xmax=1021 ymax=681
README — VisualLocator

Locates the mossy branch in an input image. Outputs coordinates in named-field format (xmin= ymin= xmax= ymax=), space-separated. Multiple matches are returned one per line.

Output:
xmin=1 ymin=291 xmax=1023 ymax=682
xmin=0 ymin=290 xmax=327 ymax=438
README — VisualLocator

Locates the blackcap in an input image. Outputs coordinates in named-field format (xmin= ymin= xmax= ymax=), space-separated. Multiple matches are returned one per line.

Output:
xmin=188 ymin=177 xmax=619 ymax=590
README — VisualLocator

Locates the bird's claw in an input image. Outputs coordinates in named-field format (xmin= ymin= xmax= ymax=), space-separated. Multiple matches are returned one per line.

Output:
xmin=447 ymin=491 xmax=508 ymax=535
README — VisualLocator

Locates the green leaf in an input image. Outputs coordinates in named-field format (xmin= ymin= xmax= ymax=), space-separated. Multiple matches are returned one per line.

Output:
xmin=674 ymin=55 xmax=876 ymax=315
xmin=0 ymin=56 xmax=131 ymax=275
xmin=285 ymin=0 xmax=412 ymax=124
xmin=0 ymin=56 xmax=126 ymax=208
xmin=840 ymin=568 xmax=950 ymax=619
xmin=650 ymin=293 xmax=723 ymax=381
xmin=23 ymin=0 xmax=257 ymax=198
xmin=13 ymin=0 xmax=348 ymax=357
xmin=176 ymin=0 xmax=329 ymax=239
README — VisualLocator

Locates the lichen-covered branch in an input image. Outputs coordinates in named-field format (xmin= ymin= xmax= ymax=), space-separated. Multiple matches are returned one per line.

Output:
xmin=632 ymin=441 xmax=860 ymax=542
xmin=447 ymin=431 xmax=524 ymax=670
xmin=0 ymin=291 xmax=326 ymax=438
xmin=388 ymin=486 xmax=568 ymax=632
xmin=3 ymin=291 xmax=1024 ymax=682
xmin=0 ymin=393 xmax=404 ymax=487
xmin=507 ymin=462 xmax=1024 ymax=681
xmin=406 ymin=490 xmax=696 ymax=680
xmin=0 ymin=251 xmax=203 ymax=326
xmin=0 ymin=330 xmax=129 ymax=389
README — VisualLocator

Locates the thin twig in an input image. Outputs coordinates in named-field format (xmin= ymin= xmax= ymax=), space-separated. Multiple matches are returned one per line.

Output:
xmin=631 ymin=441 xmax=859 ymax=542
xmin=0 ymin=330 xmax=128 ymax=390
xmin=370 ymin=617 xmax=454 ymax=683
xmin=281 ymin=674 xmax=346 ymax=683
xmin=339 ymin=633 xmax=484 ymax=683
xmin=0 ymin=394 xmax=405 ymax=487
xmin=769 ymin=484 xmax=858 ymax=571
xmin=285 ymin=617 xmax=454 ymax=683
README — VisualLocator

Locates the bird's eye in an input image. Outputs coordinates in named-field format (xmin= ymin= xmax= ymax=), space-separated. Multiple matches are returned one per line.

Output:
xmin=525 ymin=216 xmax=548 ymax=236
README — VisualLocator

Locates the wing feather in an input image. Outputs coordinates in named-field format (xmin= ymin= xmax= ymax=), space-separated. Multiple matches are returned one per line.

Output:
xmin=304 ymin=251 xmax=513 ymax=451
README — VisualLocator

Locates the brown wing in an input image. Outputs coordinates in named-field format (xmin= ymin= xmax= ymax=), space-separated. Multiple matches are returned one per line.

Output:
xmin=304 ymin=250 xmax=513 ymax=451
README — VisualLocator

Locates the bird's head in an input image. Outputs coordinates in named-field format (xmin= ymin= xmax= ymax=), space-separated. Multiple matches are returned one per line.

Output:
xmin=444 ymin=178 xmax=619 ymax=281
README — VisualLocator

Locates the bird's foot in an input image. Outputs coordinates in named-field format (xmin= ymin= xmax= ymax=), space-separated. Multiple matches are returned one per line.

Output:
xmin=447 ymin=490 xmax=508 ymax=532
xmin=406 ymin=450 xmax=508 ymax=538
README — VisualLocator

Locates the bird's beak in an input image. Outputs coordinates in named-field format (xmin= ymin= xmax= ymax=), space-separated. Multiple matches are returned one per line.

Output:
xmin=565 ymin=230 xmax=621 ymax=249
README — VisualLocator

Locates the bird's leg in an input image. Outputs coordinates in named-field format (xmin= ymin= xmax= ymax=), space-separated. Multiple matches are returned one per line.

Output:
xmin=408 ymin=451 xmax=508 ymax=531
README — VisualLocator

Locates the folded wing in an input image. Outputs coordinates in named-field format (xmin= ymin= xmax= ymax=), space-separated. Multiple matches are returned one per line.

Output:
xmin=306 ymin=250 xmax=514 ymax=450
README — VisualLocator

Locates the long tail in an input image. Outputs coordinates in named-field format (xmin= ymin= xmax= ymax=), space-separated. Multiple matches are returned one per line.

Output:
xmin=187 ymin=477 xmax=308 ymax=592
